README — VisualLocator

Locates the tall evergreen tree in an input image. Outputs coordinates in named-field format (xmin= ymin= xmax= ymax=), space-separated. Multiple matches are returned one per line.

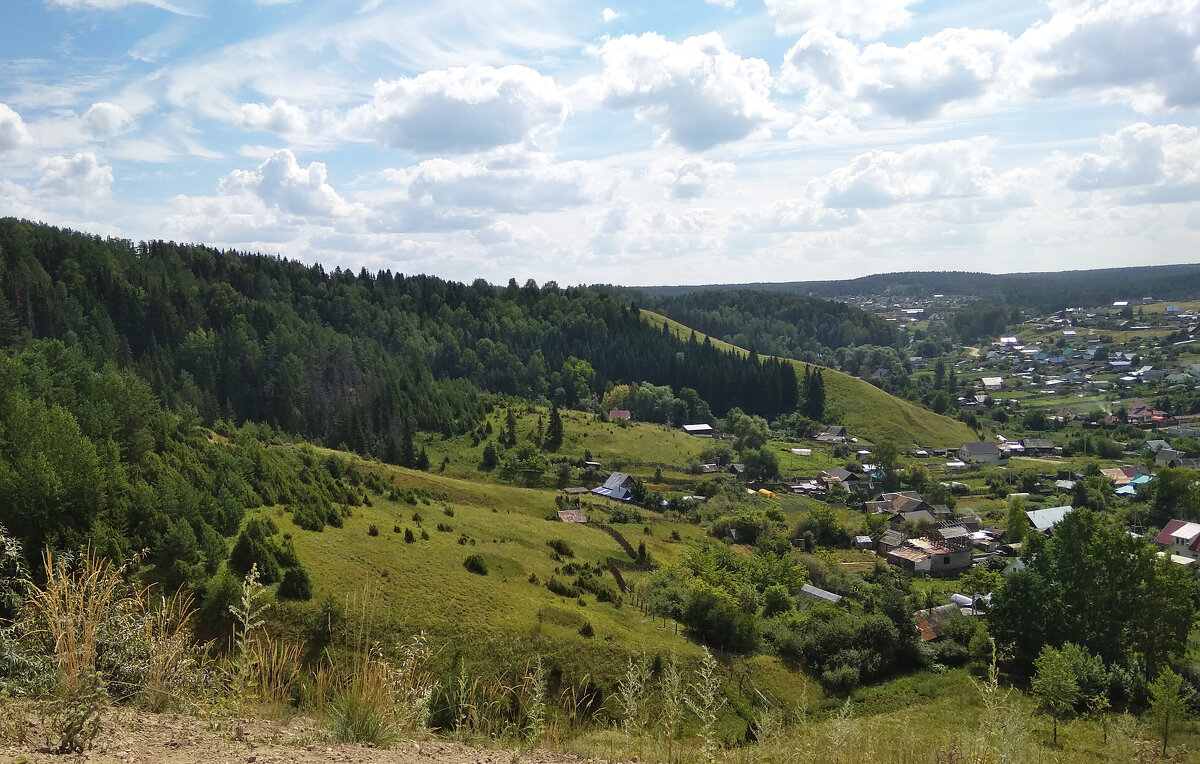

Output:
xmin=546 ymin=405 xmax=563 ymax=451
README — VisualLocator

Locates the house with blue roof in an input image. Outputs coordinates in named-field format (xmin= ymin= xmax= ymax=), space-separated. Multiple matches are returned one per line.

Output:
xmin=592 ymin=471 xmax=634 ymax=501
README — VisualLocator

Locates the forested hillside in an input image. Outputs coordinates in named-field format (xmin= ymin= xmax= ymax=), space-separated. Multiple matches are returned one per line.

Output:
xmin=0 ymin=219 xmax=800 ymax=462
xmin=638 ymin=264 xmax=1200 ymax=313
xmin=603 ymin=288 xmax=902 ymax=367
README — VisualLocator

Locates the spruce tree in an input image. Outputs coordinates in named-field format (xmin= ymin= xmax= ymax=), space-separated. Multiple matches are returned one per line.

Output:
xmin=546 ymin=405 xmax=564 ymax=451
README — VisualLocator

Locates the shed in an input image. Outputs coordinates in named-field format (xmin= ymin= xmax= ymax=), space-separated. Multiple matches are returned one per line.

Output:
xmin=683 ymin=423 xmax=714 ymax=436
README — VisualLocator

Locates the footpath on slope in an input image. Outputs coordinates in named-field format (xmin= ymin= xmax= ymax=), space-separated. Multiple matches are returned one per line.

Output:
xmin=1 ymin=709 xmax=599 ymax=764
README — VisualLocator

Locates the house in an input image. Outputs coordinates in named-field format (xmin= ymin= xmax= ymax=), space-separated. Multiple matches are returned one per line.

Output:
xmin=1021 ymin=438 xmax=1057 ymax=454
xmin=682 ymin=423 xmax=714 ymax=436
xmin=866 ymin=491 xmax=930 ymax=516
xmin=853 ymin=535 xmax=874 ymax=550
xmin=1156 ymin=448 xmax=1184 ymax=467
xmin=698 ymin=463 xmax=721 ymax=474
xmin=878 ymin=529 xmax=905 ymax=554
xmin=1100 ymin=467 xmax=1135 ymax=487
xmin=592 ymin=472 xmax=635 ymax=501
xmin=820 ymin=468 xmax=855 ymax=484
xmin=1026 ymin=505 xmax=1073 ymax=535
xmin=1166 ymin=372 xmax=1192 ymax=385
xmin=886 ymin=537 xmax=972 ymax=576
xmin=800 ymin=583 xmax=843 ymax=605
xmin=1144 ymin=439 xmax=1171 ymax=453
xmin=890 ymin=509 xmax=937 ymax=528
xmin=557 ymin=509 xmax=588 ymax=524
xmin=608 ymin=409 xmax=631 ymax=421
xmin=959 ymin=441 xmax=1003 ymax=466
xmin=815 ymin=425 xmax=848 ymax=444
xmin=980 ymin=376 xmax=1004 ymax=392
xmin=1154 ymin=520 xmax=1200 ymax=569
xmin=913 ymin=604 xmax=961 ymax=642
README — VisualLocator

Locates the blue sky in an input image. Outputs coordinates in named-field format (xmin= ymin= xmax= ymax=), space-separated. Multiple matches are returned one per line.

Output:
xmin=3 ymin=0 xmax=1200 ymax=286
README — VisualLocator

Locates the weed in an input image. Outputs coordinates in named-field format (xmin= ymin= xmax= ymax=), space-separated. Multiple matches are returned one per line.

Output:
xmin=523 ymin=656 xmax=547 ymax=745
xmin=659 ymin=656 xmax=683 ymax=764
xmin=685 ymin=647 xmax=725 ymax=763
xmin=618 ymin=650 xmax=651 ymax=756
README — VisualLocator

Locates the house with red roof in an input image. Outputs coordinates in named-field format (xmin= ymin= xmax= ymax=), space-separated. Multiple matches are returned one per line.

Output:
xmin=1154 ymin=519 xmax=1200 ymax=570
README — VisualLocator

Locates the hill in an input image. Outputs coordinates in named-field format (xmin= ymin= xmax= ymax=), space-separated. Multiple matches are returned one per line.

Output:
xmin=633 ymin=263 xmax=1200 ymax=313
xmin=641 ymin=310 xmax=974 ymax=447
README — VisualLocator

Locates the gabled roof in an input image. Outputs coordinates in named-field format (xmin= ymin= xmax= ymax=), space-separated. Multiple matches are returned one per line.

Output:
xmin=960 ymin=441 xmax=1000 ymax=456
xmin=1027 ymin=505 xmax=1073 ymax=533
xmin=601 ymin=471 xmax=632 ymax=491
xmin=1155 ymin=519 xmax=1200 ymax=551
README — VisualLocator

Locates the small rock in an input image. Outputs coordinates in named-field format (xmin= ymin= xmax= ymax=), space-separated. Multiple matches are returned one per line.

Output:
xmin=247 ymin=757 xmax=257 ymax=763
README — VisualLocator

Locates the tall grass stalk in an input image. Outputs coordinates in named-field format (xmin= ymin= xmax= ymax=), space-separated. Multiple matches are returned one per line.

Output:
xmin=618 ymin=650 xmax=650 ymax=757
xmin=524 ymin=656 xmax=547 ymax=745
xmin=660 ymin=656 xmax=683 ymax=764
xmin=685 ymin=647 xmax=725 ymax=763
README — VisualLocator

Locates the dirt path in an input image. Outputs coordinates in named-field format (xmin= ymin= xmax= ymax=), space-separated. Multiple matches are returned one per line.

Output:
xmin=1 ymin=709 xmax=598 ymax=764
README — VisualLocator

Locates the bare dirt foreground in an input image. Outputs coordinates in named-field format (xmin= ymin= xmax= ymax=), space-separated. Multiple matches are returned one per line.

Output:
xmin=1 ymin=711 xmax=598 ymax=764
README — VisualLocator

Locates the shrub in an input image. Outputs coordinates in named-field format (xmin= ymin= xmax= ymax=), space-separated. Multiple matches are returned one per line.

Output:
xmin=420 ymin=530 xmax=430 ymax=541
xmin=547 ymin=577 xmax=582 ymax=598
xmin=367 ymin=525 xmax=379 ymax=537
xmin=546 ymin=539 xmax=575 ymax=558
xmin=393 ymin=525 xmax=401 ymax=534
xmin=463 ymin=555 xmax=488 ymax=576
xmin=278 ymin=567 xmax=313 ymax=601
xmin=443 ymin=507 xmax=454 ymax=517
xmin=578 ymin=621 xmax=594 ymax=638
xmin=404 ymin=528 xmax=415 ymax=544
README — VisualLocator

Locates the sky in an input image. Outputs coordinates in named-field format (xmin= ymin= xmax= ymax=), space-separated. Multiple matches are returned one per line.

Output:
xmin=2 ymin=0 xmax=1200 ymax=287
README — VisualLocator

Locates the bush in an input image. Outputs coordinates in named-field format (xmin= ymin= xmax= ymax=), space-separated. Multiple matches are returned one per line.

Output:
xmin=546 ymin=539 xmax=575 ymax=558
xmin=578 ymin=621 xmax=595 ymax=639
xmin=404 ymin=528 xmax=415 ymax=543
xmin=278 ymin=566 xmax=314 ymax=601
xmin=463 ymin=554 xmax=488 ymax=575
xmin=821 ymin=664 xmax=860 ymax=695
xmin=367 ymin=525 xmax=379 ymax=537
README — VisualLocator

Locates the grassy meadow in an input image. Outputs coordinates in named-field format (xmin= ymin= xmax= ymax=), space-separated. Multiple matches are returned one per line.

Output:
xmin=641 ymin=310 xmax=975 ymax=448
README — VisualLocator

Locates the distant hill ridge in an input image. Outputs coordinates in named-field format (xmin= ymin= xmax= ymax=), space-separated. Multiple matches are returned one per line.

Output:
xmin=631 ymin=263 xmax=1200 ymax=313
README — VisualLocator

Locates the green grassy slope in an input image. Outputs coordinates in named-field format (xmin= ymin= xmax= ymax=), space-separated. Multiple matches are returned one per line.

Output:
xmin=641 ymin=310 xmax=974 ymax=447
xmin=273 ymin=458 xmax=768 ymax=695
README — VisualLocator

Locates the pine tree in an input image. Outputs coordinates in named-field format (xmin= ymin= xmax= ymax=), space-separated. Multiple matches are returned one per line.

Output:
xmin=546 ymin=405 xmax=564 ymax=451
xmin=415 ymin=446 xmax=430 ymax=471
xmin=505 ymin=407 xmax=517 ymax=446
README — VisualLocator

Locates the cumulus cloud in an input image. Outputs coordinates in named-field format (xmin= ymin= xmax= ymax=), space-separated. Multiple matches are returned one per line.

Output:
xmin=783 ymin=27 xmax=1011 ymax=120
xmin=83 ymin=102 xmax=134 ymax=139
xmin=220 ymin=149 xmax=364 ymax=218
xmin=238 ymin=99 xmax=308 ymax=136
xmin=36 ymin=152 xmax=113 ymax=203
xmin=347 ymin=64 xmax=567 ymax=154
xmin=1014 ymin=0 xmax=1200 ymax=112
xmin=602 ymin=7 xmax=620 ymax=22
xmin=818 ymin=137 xmax=1023 ymax=209
xmin=0 ymin=104 xmax=34 ymax=152
xmin=590 ymin=32 xmax=775 ymax=151
xmin=1063 ymin=122 xmax=1200 ymax=203
xmin=653 ymin=156 xmax=735 ymax=199
xmin=385 ymin=154 xmax=610 ymax=214
xmin=765 ymin=0 xmax=916 ymax=39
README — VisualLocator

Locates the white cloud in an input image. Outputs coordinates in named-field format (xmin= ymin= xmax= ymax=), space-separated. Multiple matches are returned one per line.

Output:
xmin=219 ymin=149 xmax=364 ymax=218
xmin=783 ymin=27 xmax=1011 ymax=120
xmin=589 ymin=32 xmax=775 ymax=151
xmin=602 ymin=7 xmax=620 ymax=23
xmin=238 ymin=99 xmax=308 ymax=136
xmin=385 ymin=154 xmax=611 ymax=214
xmin=1014 ymin=0 xmax=1200 ymax=112
xmin=46 ymin=0 xmax=197 ymax=14
xmin=811 ymin=137 xmax=1032 ymax=210
xmin=83 ymin=102 xmax=134 ymax=138
xmin=0 ymin=104 xmax=34 ymax=152
xmin=653 ymin=156 xmax=735 ymax=199
xmin=1062 ymin=122 xmax=1200 ymax=203
xmin=765 ymin=0 xmax=917 ymax=39
xmin=706 ymin=0 xmax=738 ymax=7
xmin=35 ymin=152 xmax=113 ymax=203
xmin=347 ymin=64 xmax=567 ymax=154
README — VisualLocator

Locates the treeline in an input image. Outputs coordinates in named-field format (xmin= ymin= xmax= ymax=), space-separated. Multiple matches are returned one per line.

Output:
xmin=602 ymin=287 xmax=902 ymax=367
xmin=0 ymin=219 xmax=802 ymax=462
xmin=634 ymin=264 xmax=1200 ymax=314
